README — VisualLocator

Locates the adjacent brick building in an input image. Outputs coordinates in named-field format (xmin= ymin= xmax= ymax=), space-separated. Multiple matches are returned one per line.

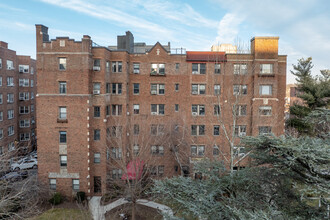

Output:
xmin=36 ymin=25 xmax=286 ymax=197
xmin=0 ymin=41 xmax=37 ymax=160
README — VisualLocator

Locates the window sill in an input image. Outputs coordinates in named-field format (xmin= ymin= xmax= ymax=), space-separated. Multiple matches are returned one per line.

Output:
xmin=258 ymin=73 xmax=275 ymax=77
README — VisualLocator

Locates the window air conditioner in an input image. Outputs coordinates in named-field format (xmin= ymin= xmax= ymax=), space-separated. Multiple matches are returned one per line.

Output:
xmin=192 ymin=112 xmax=198 ymax=116
xmin=93 ymin=66 xmax=101 ymax=71
xmin=19 ymin=69 xmax=24 ymax=73
xmin=133 ymin=69 xmax=139 ymax=74
xmin=93 ymin=90 xmax=100 ymax=95
xmin=151 ymin=112 xmax=157 ymax=115
xmin=192 ymin=91 xmax=198 ymax=95
xmin=151 ymin=90 xmax=157 ymax=95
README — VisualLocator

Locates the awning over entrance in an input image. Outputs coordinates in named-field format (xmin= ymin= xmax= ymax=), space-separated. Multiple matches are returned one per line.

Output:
xmin=121 ymin=159 xmax=144 ymax=180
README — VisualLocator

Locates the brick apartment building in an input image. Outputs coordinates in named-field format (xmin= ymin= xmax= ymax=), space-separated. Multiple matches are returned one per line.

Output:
xmin=36 ymin=24 xmax=286 ymax=197
xmin=0 ymin=41 xmax=37 ymax=160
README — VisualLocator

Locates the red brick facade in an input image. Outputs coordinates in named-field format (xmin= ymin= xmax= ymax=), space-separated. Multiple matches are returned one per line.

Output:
xmin=36 ymin=25 xmax=286 ymax=197
xmin=0 ymin=41 xmax=36 ymax=161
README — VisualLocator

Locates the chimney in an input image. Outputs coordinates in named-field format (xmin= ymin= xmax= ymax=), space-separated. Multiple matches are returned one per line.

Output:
xmin=0 ymin=41 xmax=8 ymax=49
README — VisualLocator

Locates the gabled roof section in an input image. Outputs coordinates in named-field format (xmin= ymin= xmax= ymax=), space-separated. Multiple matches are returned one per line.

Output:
xmin=147 ymin=42 xmax=169 ymax=53
xmin=186 ymin=51 xmax=226 ymax=62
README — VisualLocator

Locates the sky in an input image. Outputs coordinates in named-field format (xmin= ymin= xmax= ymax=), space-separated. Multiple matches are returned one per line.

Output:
xmin=0 ymin=0 xmax=329 ymax=84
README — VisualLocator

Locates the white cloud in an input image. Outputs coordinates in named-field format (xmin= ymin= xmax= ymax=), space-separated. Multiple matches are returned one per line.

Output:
xmin=215 ymin=13 xmax=244 ymax=44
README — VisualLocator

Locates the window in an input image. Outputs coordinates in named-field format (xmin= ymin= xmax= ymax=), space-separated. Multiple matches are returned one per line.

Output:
xmin=175 ymin=83 xmax=179 ymax=92
xmin=8 ymin=142 xmax=15 ymax=151
xmin=60 ymin=40 xmax=65 ymax=47
xmin=19 ymin=79 xmax=29 ymax=87
xmin=150 ymin=166 xmax=164 ymax=176
xmin=215 ymin=63 xmax=221 ymax=74
xmin=93 ymin=59 xmax=101 ymax=71
xmin=111 ymin=147 xmax=122 ymax=159
xmin=133 ymin=83 xmax=140 ymax=94
xmin=59 ymin=107 xmax=67 ymax=119
xmin=7 ymin=109 xmax=14 ymax=119
xmin=31 ymin=80 xmax=34 ymax=87
xmin=150 ymin=124 xmax=164 ymax=136
xmin=112 ymin=61 xmax=122 ymax=73
xmin=112 ymin=169 xmax=122 ymax=179
xmin=214 ymin=84 xmax=221 ymax=95
xmin=8 ymin=126 xmax=14 ymax=136
xmin=94 ymin=129 xmax=100 ymax=140
xmin=192 ymin=105 xmax=205 ymax=116
xmin=59 ymin=131 xmax=67 ymax=144
xmin=234 ymin=125 xmax=247 ymax=137
xmin=0 ymin=129 xmax=3 ymax=139
xmin=106 ymin=105 xmax=110 ymax=116
xmin=191 ymin=125 xmax=205 ymax=136
xmin=191 ymin=145 xmax=205 ymax=156
xmin=151 ymin=145 xmax=164 ymax=156
xmin=151 ymin=84 xmax=165 ymax=95
xmin=151 ymin=63 xmax=165 ymax=75
xmin=111 ymin=126 xmax=122 ymax=137
xmin=192 ymin=63 xmax=206 ymax=74
xmin=49 ymin=179 xmax=56 ymax=190
xmin=233 ymin=85 xmax=247 ymax=95
xmin=134 ymin=124 xmax=139 ymax=135
xmin=7 ymin=60 xmax=13 ymax=70
xmin=105 ymin=83 xmax=110 ymax=93
xmin=20 ymin=133 xmax=30 ymax=141
xmin=0 ymin=77 xmax=2 ymax=86
xmin=31 ymin=105 xmax=34 ymax=112
xmin=133 ymin=63 xmax=140 ymax=74
xmin=19 ymin=65 xmax=29 ymax=73
xmin=214 ymin=125 xmax=220 ymax=136
xmin=175 ymin=104 xmax=179 ymax=112
xmin=191 ymin=84 xmax=206 ymax=95
xmin=72 ymin=179 xmax=79 ymax=191
xmin=259 ymin=85 xmax=272 ymax=95
xmin=7 ymin=77 xmax=14 ymax=86
xmin=94 ymin=153 xmax=101 ymax=163
xmin=31 ymin=116 xmax=35 ymax=124
xmin=60 ymin=155 xmax=67 ymax=167
xmin=7 ymin=93 xmax=14 ymax=103
xmin=260 ymin=64 xmax=273 ymax=74
xmin=0 ymin=58 xmax=2 ymax=69
xmin=133 ymin=104 xmax=140 ymax=114
xmin=18 ymin=106 xmax=29 ymax=114
xmin=0 ymin=111 xmax=2 ymax=121
xmin=151 ymin=104 xmax=165 ymax=115
xmin=19 ymin=92 xmax=29 ymax=100
xmin=31 ymin=92 xmax=35 ymax=99
xmin=20 ymin=119 xmax=30 ymax=128
xmin=94 ymin=106 xmax=100 ymax=117
xmin=214 ymin=105 xmax=220 ymax=115
xmin=259 ymin=126 xmax=272 ymax=135
xmin=31 ymin=67 xmax=34 ymax=74
xmin=106 ymin=61 xmax=110 ymax=72
xmin=259 ymin=106 xmax=272 ymax=116
xmin=94 ymin=176 xmax=101 ymax=193
xmin=112 ymin=105 xmax=122 ymax=116
xmin=0 ymin=146 xmax=3 ymax=155
xmin=112 ymin=83 xmax=122 ymax=94
xmin=0 ymin=94 xmax=2 ymax=104
xmin=93 ymin=83 xmax=101 ymax=95
xmin=59 ymin=82 xmax=66 ymax=94
xmin=234 ymin=64 xmax=247 ymax=75
xmin=235 ymin=105 xmax=247 ymax=116
xmin=133 ymin=145 xmax=139 ymax=155
xmin=59 ymin=58 xmax=66 ymax=70
xmin=176 ymin=63 xmax=180 ymax=70
xmin=213 ymin=145 xmax=220 ymax=156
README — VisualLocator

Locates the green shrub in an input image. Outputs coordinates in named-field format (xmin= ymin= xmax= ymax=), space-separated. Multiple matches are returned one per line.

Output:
xmin=49 ymin=192 xmax=63 ymax=205
xmin=76 ymin=191 xmax=86 ymax=203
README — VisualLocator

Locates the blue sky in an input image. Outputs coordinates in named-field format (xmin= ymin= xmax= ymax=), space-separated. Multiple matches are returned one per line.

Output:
xmin=1 ymin=0 xmax=329 ymax=83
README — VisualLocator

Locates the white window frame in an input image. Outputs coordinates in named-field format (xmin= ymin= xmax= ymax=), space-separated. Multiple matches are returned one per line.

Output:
xmin=94 ymin=153 xmax=101 ymax=163
xmin=133 ymin=83 xmax=140 ymax=95
xmin=259 ymin=106 xmax=272 ymax=116
xmin=7 ymin=93 xmax=14 ymax=103
xmin=234 ymin=64 xmax=247 ymax=75
xmin=133 ymin=104 xmax=140 ymax=114
xmin=151 ymin=104 xmax=165 ymax=115
xmin=19 ymin=106 xmax=30 ymax=114
xmin=0 ymin=94 xmax=2 ymax=104
xmin=192 ymin=63 xmax=206 ymax=74
xmin=0 ymin=129 xmax=3 ymax=140
xmin=233 ymin=85 xmax=247 ymax=95
xmin=214 ymin=63 xmax=221 ymax=74
xmin=133 ymin=63 xmax=140 ymax=74
xmin=19 ymin=65 xmax=29 ymax=73
xmin=19 ymin=78 xmax=29 ymax=87
xmin=151 ymin=63 xmax=165 ymax=75
xmin=235 ymin=105 xmax=247 ymax=116
xmin=8 ymin=125 xmax=14 ymax=136
xmin=7 ymin=60 xmax=14 ymax=70
xmin=111 ymin=105 xmax=122 ymax=116
xmin=20 ymin=133 xmax=30 ymax=141
xmin=7 ymin=77 xmax=14 ymax=86
xmin=260 ymin=64 xmax=274 ymax=74
xmin=20 ymin=119 xmax=30 ymax=128
xmin=191 ymin=125 xmax=205 ymax=136
xmin=93 ymin=83 xmax=101 ymax=95
xmin=112 ymin=61 xmax=122 ymax=73
xmin=151 ymin=145 xmax=164 ymax=156
xmin=7 ymin=109 xmax=14 ymax=119
xmin=111 ymin=147 xmax=122 ymax=159
xmin=19 ymin=92 xmax=29 ymax=100
xmin=191 ymin=145 xmax=205 ymax=156
xmin=72 ymin=179 xmax=79 ymax=191
xmin=259 ymin=85 xmax=272 ymax=95
xmin=59 ymin=57 xmax=66 ymax=70
xmin=112 ymin=83 xmax=122 ymax=95
xmin=49 ymin=179 xmax=56 ymax=190
xmin=0 ymin=111 xmax=3 ymax=121
xmin=59 ymin=107 xmax=67 ymax=119
xmin=191 ymin=104 xmax=205 ymax=116
xmin=150 ymin=124 xmax=164 ymax=136
xmin=191 ymin=84 xmax=206 ymax=95
xmin=0 ymin=77 xmax=2 ymax=86
xmin=150 ymin=84 xmax=165 ymax=95
xmin=59 ymin=81 xmax=66 ymax=94
xmin=214 ymin=84 xmax=221 ymax=95
xmin=259 ymin=126 xmax=272 ymax=135
xmin=213 ymin=125 xmax=220 ymax=136
xmin=234 ymin=125 xmax=247 ymax=137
